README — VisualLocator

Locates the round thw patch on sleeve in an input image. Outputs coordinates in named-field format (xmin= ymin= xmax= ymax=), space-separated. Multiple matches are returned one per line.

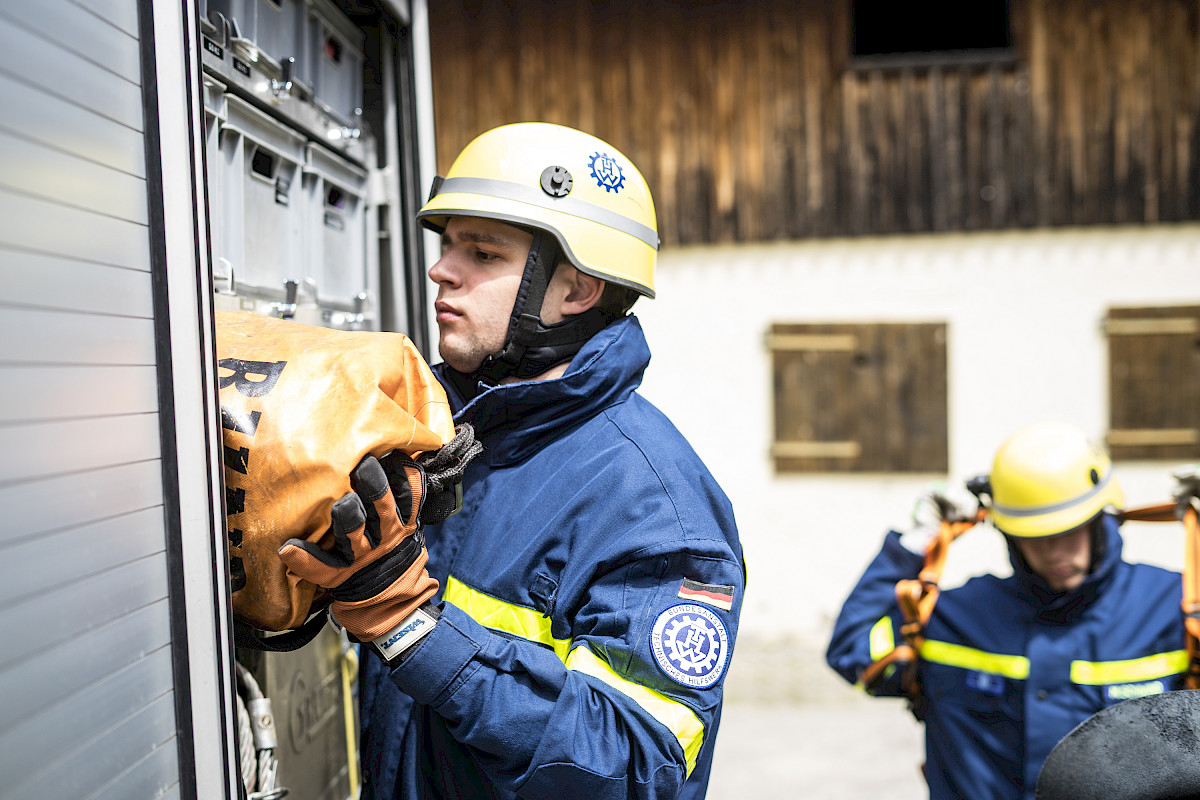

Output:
xmin=650 ymin=603 xmax=730 ymax=689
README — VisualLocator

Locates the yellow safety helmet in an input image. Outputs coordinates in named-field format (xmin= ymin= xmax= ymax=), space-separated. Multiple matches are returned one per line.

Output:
xmin=417 ymin=122 xmax=658 ymax=298
xmin=988 ymin=421 xmax=1125 ymax=538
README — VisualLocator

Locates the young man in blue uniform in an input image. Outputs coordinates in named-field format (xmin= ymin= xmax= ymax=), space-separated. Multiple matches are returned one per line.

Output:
xmin=826 ymin=421 xmax=1186 ymax=800
xmin=279 ymin=123 xmax=745 ymax=799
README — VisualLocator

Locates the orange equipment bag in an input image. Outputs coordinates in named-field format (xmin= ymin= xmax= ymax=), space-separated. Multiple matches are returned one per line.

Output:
xmin=215 ymin=310 xmax=455 ymax=634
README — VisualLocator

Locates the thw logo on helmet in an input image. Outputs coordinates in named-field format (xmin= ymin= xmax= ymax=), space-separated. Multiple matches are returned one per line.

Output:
xmin=589 ymin=152 xmax=625 ymax=193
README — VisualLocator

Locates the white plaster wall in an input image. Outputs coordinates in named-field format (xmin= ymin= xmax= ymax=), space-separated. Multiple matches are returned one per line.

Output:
xmin=633 ymin=224 xmax=1200 ymax=647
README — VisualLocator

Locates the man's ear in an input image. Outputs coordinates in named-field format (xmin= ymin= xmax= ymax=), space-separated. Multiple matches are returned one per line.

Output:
xmin=554 ymin=268 xmax=605 ymax=317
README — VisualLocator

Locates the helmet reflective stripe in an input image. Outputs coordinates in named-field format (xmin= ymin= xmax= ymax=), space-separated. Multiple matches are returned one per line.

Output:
xmin=433 ymin=177 xmax=660 ymax=250
xmin=991 ymin=468 xmax=1115 ymax=519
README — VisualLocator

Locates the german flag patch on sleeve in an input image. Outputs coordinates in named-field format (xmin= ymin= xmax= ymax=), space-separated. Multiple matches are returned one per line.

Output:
xmin=677 ymin=578 xmax=735 ymax=611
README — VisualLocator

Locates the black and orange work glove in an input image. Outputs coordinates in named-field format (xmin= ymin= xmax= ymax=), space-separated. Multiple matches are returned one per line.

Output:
xmin=278 ymin=453 xmax=440 ymax=662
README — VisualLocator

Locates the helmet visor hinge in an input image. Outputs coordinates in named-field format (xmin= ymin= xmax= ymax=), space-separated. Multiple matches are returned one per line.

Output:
xmin=426 ymin=175 xmax=445 ymax=203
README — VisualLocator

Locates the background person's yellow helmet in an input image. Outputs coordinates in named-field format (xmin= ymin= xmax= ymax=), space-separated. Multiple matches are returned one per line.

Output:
xmin=988 ymin=421 xmax=1125 ymax=538
xmin=418 ymin=122 xmax=658 ymax=298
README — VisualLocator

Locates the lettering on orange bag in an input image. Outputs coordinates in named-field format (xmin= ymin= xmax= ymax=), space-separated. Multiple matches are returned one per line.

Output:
xmin=215 ymin=310 xmax=454 ymax=631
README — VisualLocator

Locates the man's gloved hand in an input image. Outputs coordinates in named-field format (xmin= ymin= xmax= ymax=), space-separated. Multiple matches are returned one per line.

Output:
xmin=899 ymin=483 xmax=977 ymax=555
xmin=278 ymin=454 xmax=440 ymax=660
xmin=1173 ymin=465 xmax=1200 ymax=519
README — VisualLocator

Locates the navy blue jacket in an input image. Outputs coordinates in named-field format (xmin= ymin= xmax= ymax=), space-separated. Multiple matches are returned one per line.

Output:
xmin=359 ymin=315 xmax=745 ymax=799
xmin=827 ymin=514 xmax=1185 ymax=799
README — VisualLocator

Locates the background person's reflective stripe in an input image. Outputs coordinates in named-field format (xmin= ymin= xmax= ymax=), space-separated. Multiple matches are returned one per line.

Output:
xmin=566 ymin=644 xmax=705 ymax=777
xmin=920 ymin=640 xmax=1031 ymax=679
xmin=444 ymin=575 xmax=705 ymax=775
xmin=1070 ymin=650 xmax=1188 ymax=685
xmin=869 ymin=616 xmax=895 ymax=660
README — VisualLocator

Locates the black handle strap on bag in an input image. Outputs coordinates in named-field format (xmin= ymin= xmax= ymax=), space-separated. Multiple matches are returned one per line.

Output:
xmin=416 ymin=424 xmax=482 ymax=525
xmin=235 ymin=598 xmax=332 ymax=652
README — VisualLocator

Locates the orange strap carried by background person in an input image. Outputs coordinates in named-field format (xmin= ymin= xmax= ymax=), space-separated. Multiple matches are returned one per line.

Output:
xmin=895 ymin=512 xmax=987 ymax=660
xmin=1185 ymin=506 xmax=1200 ymax=689
xmin=861 ymin=511 xmax=986 ymax=706
xmin=1121 ymin=500 xmax=1200 ymax=689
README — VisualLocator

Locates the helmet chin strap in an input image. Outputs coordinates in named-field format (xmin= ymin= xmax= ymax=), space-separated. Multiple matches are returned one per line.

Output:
xmin=467 ymin=231 xmax=607 ymax=388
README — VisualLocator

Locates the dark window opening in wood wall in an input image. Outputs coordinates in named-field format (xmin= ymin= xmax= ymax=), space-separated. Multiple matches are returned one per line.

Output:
xmin=852 ymin=0 xmax=1013 ymax=64
xmin=1105 ymin=305 xmax=1200 ymax=461
xmin=769 ymin=321 xmax=948 ymax=473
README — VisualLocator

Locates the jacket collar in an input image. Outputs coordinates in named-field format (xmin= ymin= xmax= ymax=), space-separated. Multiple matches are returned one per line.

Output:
xmin=434 ymin=315 xmax=650 ymax=467
xmin=1007 ymin=512 xmax=1123 ymax=619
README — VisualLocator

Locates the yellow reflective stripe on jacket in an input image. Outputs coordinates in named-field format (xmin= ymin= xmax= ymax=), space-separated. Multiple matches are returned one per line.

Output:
xmin=920 ymin=640 xmax=1031 ymax=679
xmin=869 ymin=616 xmax=896 ymax=661
xmin=901 ymin=635 xmax=1184 ymax=689
xmin=443 ymin=575 xmax=572 ymax=660
xmin=443 ymin=575 xmax=705 ymax=776
xmin=1070 ymin=650 xmax=1188 ymax=685
xmin=565 ymin=644 xmax=705 ymax=776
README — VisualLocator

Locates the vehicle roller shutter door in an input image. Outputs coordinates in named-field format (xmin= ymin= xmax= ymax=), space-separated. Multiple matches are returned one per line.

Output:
xmin=0 ymin=1 xmax=184 ymax=797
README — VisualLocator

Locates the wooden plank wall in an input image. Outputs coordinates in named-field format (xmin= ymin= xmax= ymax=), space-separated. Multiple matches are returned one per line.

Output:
xmin=427 ymin=0 xmax=1200 ymax=247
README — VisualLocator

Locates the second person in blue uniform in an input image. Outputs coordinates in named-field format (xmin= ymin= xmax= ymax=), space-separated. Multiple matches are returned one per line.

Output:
xmin=826 ymin=421 xmax=1186 ymax=799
